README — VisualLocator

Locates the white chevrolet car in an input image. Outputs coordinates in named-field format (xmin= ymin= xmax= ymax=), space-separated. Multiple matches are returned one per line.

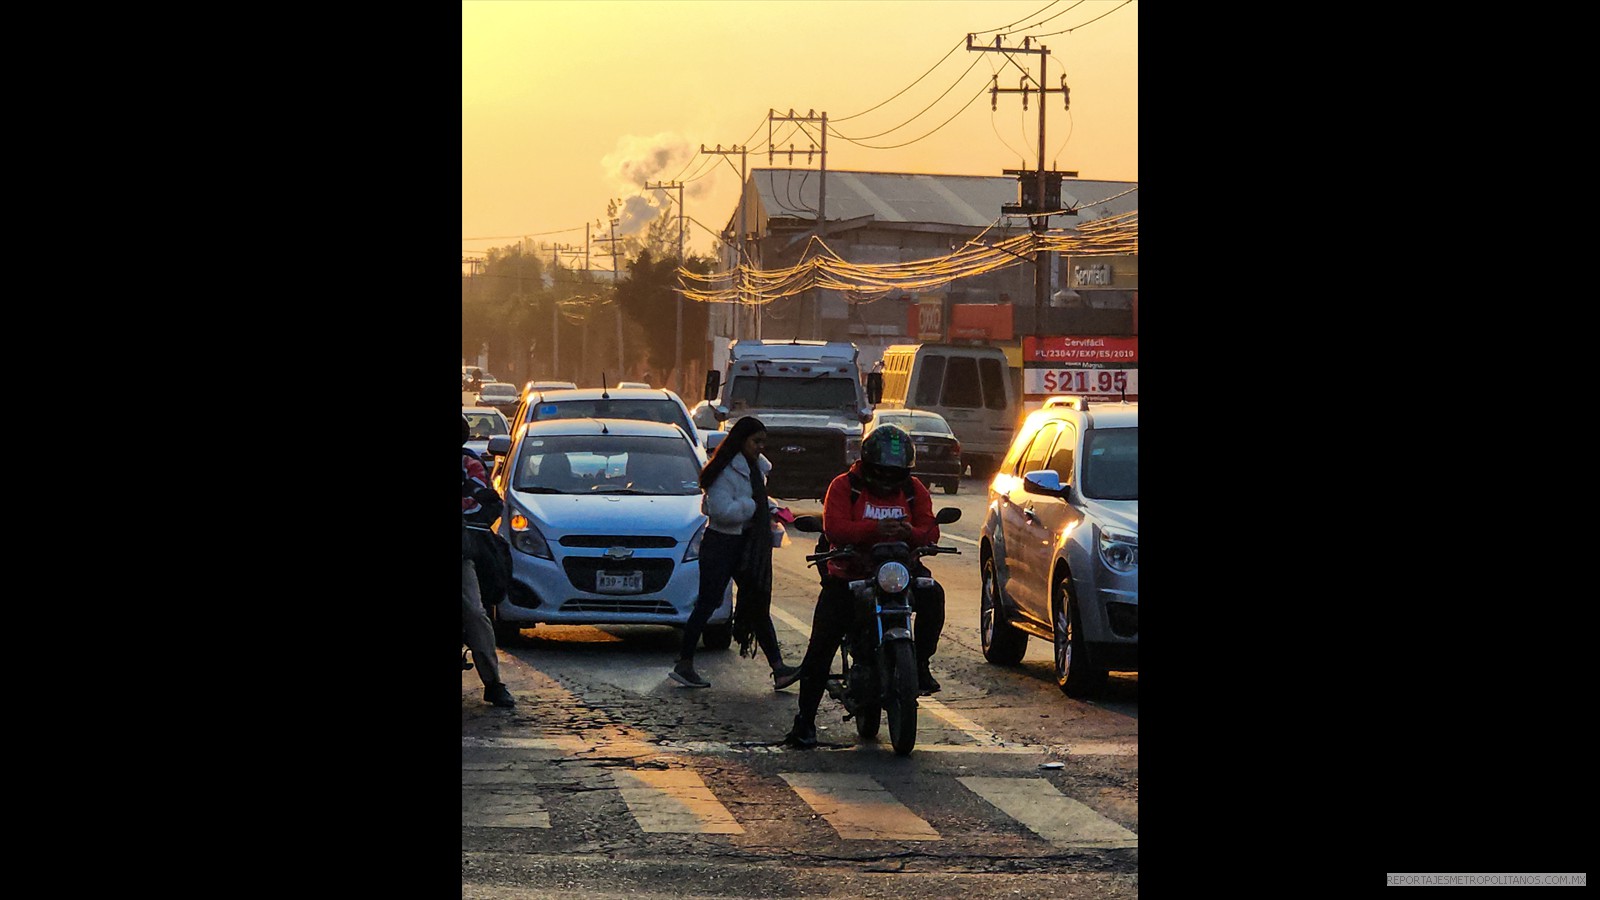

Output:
xmin=484 ymin=418 xmax=732 ymax=646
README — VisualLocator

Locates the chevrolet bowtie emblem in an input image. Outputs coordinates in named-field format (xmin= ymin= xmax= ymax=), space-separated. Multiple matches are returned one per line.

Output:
xmin=604 ymin=547 xmax=634 ymax=560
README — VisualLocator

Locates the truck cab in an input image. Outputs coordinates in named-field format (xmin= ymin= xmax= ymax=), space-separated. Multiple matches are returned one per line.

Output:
xmin=704 ymin=339 xmax=883 ymax=499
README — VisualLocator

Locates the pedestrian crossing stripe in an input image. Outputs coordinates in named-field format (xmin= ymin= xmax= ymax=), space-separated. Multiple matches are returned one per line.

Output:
xmin=780 ymin=772 xmax=940 ymax=841
xmin=611 ymin=768 xmax=744 ymax=834
xmin=958 ymin=776 xmax=1138 ymax=849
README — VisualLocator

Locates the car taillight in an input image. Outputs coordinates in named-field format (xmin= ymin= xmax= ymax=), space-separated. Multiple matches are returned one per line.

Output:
xmin=953 ymin=440 xmax=961 ymax=456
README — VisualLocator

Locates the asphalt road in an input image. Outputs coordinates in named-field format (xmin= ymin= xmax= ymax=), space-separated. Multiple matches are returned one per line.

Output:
xmin=463 ymin=473 xmax=1138 ymax=899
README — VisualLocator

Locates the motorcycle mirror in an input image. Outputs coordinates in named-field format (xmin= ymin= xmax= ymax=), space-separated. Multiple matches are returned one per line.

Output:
xmin=935 ymin=507 xmax=962 ymax=525
xmin=791 ymin=515 xmax=823 ymax=533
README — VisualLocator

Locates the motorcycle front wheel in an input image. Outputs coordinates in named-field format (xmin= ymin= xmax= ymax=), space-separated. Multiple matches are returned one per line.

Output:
xmin=842 ymin=644 xmax=880 ymax=740
xmin=883 ymin=640 xmax=919 ymax=756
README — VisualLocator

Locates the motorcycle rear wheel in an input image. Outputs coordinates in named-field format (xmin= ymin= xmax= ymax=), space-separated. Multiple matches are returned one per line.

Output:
xmin=884 ymin=641 xmax=919 ymax=756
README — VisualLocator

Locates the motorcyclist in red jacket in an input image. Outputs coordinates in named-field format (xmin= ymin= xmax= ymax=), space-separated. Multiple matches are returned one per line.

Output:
xmin=785 ymin=424 xmax=945 ymax=747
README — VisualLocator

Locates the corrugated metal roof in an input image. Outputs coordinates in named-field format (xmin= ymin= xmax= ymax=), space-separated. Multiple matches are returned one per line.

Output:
xmin=748 ymin=169 xmax=1136 ymax=231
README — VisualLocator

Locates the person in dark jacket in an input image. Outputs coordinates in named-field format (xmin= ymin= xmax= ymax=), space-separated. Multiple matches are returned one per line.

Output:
xmin=785 ymin=424 xmax=944 ymax=747
xmin=669 ymin=415 xmax=800 ymax=690
xmin=463 ymin=414 xmax=515 ymax=708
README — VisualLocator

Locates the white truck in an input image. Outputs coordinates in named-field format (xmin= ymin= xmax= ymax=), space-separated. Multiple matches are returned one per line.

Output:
xmin=703 ymin=339 xmax=884 ymax=500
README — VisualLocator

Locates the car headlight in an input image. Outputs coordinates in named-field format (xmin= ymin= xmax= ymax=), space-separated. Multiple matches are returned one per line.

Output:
xmin=509 ymin=510 xmax=553 ymax=559
xmin=1098 ymin=527 xmax=1138 ymax=573
xmin=876 ymin=561 xmax=910 ymax=593
xmin=683 ymin=519 xmax=707 ymax=562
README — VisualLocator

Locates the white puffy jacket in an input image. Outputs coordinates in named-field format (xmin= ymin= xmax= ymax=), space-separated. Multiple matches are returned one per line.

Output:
xmin=702 ymin=453 xmax=773 ymax=535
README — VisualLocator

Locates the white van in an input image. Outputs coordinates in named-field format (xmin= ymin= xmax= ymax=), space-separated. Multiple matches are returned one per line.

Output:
xmin=877 ymin=343 xmax=1020 ymax=477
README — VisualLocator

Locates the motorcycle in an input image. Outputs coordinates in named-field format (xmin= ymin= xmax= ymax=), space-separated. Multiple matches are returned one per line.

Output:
xmin=792 ymin=507 xmax=961 ymax=756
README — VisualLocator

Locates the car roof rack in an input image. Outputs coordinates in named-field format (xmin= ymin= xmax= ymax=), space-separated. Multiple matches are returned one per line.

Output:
xmin=1043 ymin=395 xmax=1088 ymax=411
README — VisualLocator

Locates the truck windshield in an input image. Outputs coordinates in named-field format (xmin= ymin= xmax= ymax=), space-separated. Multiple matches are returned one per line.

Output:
xmin=729 ymin=375 xmax=856 ymax=410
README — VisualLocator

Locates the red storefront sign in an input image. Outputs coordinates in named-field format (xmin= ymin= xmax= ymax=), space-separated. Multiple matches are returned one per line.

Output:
xmin=1022 ymin=335 xmax=1139 ymax=401
xmin=905 ymin=302 xmax=1014 ymax=341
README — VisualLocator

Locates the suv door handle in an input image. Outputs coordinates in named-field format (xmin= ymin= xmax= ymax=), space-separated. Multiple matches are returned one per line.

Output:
xmin=1023 ymin=507 xmax=1038 ymax=521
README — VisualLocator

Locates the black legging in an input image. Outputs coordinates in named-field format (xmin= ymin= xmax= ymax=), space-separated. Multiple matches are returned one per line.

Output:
xmin=680 ymin=529 xmax=783 ymax=667
xmin=797 ymin=575 xmax=945 ymax=719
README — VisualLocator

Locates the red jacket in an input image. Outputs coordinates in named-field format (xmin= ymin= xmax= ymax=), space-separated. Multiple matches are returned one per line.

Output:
xmin=822 ymin=461 xmax=939 ymax=581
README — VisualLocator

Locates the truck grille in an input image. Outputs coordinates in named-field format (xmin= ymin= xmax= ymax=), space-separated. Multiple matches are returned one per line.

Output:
xmin=765 ymin=429 xmax=847 ymax=498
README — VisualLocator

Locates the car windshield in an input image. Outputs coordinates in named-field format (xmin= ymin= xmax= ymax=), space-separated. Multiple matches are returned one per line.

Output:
xmin=729 ymin=373 xmax=856 ymax=411
xmin=511 ymin=434 xmax=701 ymax=496
xmin=881 ymin=414 xmax=952 ymax=436
xmin=527 ymin=398 xmax=692 ymax=436
xmin=465 ymin=412 xmax=507 ymax=438
xmin=1080 ymin=427 xmax=1137 ymax=501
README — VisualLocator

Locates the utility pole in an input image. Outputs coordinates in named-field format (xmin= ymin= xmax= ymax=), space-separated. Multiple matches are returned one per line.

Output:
xmin=595 ymin=202 xmax=625 ymax=384
xmin=968 ymin=34 xmax=1073 ymax=332
xmin=700 ymin=144 xmax=749 ymax=340
xmin=645 ymin=180 xmax=685 ymax=393
xmin=769 ymin=109 xmax=827 ymax=339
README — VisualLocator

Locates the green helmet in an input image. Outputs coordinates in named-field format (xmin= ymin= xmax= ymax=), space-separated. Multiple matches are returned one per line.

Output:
xmin=860 ymin=424 xmax=915 ymax=491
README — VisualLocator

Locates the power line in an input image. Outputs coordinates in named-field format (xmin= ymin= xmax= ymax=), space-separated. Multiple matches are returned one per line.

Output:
xmin=833 ymin=38 xmax=966 ymax=123
xmin=1030 ymin=0 xmax=1133 ymax=37
xmin=830 ymin=79 xmax=990 ymax=150
xmin=1004 ymin=0 xmax=1084 ymax=35
xmin=831 ymin=54 xmax=986 ymax=142
xmin=973 ymin=1 xmax=1063 ymax=35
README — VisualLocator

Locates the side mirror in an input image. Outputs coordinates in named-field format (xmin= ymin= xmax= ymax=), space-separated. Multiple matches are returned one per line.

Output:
xmin=704 ymin=370 xmax=721 ymax=402
xmin=691 ymin=404 xmax=719 ymax=431
xmin=487 ymin=435 xmax=513 ymax=457
xmin=791 ymin=514 xmax=823 ymax=533
xmin=1022 ymin=470 xmax=1066 ymax=496
xmin=704 ymin=431 xmax=728 ymax=453
xmin=934 ymin=507 xmax=962 ymax=525
xmin=866 ymin=371 xmax=883 ymax=405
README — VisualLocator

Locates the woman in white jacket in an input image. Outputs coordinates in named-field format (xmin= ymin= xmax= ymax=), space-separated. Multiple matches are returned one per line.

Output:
xmin=670 ymin=415 xmax=800 ymax=690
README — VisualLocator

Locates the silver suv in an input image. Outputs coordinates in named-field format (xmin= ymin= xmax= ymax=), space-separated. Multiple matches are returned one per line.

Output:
xmin=978 ymin=396 xmax=1137 ymax=696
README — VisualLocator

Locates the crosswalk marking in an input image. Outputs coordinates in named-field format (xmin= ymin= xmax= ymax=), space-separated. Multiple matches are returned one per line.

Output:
xmin=780 ymin=772 xmax=940 ymax=841
xmin=958 ymin=776 xmax=1138 ymax=849
xmin=611 ymin=768 xmax=745 ymax=834
xmin=462 ymin=788 xmax=551 ymax=829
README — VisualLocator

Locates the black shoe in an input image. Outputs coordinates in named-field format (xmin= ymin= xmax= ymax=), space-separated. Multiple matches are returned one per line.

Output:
xmin=785 ymin=714 xmax=818 ymax=748
xmin=917 ymin=661 xmax=941 ymax=695
xmin=462 ymin=650 xmax=474 ymax=671
xmin=484 ymin=682 xmax=516 ymax=707
xmin=771 ymin=664 xmax=802 ymax=691
xmin=669 ymin=661 xmax=711 ymax=688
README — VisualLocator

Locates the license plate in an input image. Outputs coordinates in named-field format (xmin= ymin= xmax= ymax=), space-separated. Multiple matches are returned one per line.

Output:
xmin=595 ymin=571 xmax=644 ymax=593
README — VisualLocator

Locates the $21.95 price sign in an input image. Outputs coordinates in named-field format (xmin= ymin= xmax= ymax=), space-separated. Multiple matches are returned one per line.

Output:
xmin=1025 ymin=367 xmax=1138 ymax=397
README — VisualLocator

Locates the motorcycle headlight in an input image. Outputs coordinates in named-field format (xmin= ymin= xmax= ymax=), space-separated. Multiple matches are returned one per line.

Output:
xmin=876 ymin=561 xmax=910 ymax=593
xmin=1098 ymin=527 xmax=1138 ymax=573
xmin=509 ymin=510 xmax=553 ymax=560
xmin=683 ymin=520 xmax=707 ymax=562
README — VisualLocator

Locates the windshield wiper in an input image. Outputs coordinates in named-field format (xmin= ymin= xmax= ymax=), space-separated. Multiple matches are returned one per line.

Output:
xmin=514 ymin=486 xmax=566 ymax=494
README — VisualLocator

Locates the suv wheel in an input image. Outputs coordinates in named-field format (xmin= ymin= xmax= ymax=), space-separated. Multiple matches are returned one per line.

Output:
xmin=980 ymin=553 xmax=1028 ymax=665
xmin=1053 ymin=576 xmax=1106 ymax=698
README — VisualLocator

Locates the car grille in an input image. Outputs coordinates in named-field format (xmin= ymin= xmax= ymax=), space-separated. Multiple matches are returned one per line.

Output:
xmin=561 ymin=557 xmax=675 ymax=592
xmin=560 ymin=597 xmax=677 ymax=615
xmin=559 ymin=535 xmax=678 ymax=548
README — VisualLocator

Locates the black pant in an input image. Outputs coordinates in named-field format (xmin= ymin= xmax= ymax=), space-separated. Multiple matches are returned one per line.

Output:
xmin=680 ymin=529 xmax=782 ymax=667
xmin=797 ymin=575 xmax=945 ymax=719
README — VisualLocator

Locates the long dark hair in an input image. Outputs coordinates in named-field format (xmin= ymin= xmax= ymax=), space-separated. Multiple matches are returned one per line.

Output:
xmin=699 ymin=415 xmax=766 ymax=490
